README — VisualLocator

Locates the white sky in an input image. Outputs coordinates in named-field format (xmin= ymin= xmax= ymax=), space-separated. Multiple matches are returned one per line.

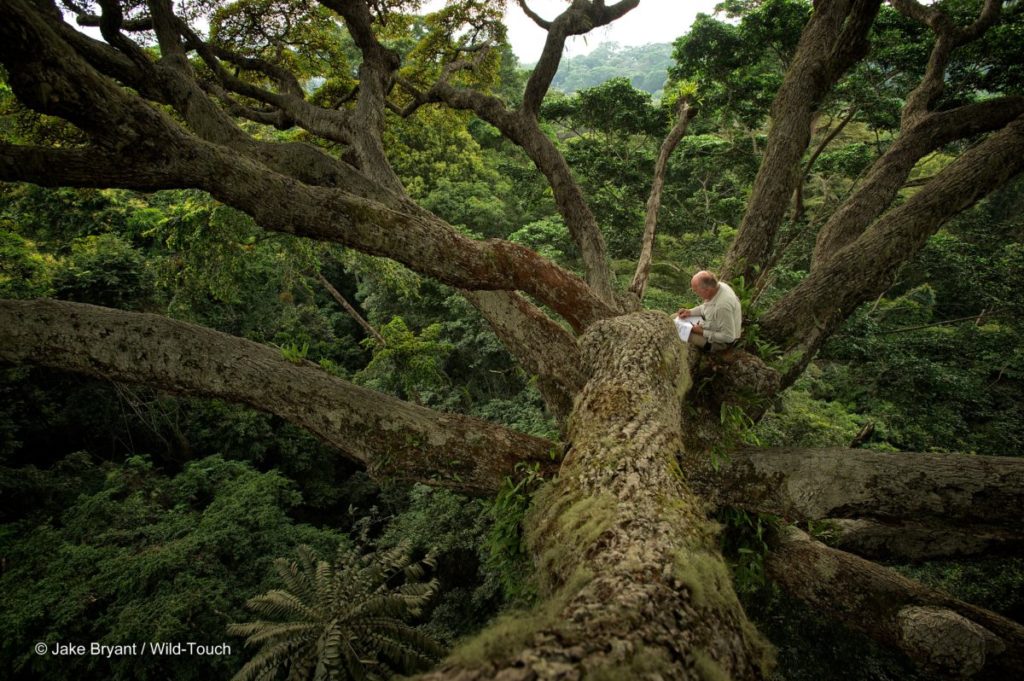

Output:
xmin=427 ymin=1 xmax=721 ymax=64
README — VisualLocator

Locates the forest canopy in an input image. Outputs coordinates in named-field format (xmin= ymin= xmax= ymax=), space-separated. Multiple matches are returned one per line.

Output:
xmin=1 ymin=1 xmax=1023 ymax=680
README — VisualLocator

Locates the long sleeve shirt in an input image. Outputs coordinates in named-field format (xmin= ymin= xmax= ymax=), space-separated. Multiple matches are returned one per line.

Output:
xmin=692 ymin=282 xmax=742 ymax=345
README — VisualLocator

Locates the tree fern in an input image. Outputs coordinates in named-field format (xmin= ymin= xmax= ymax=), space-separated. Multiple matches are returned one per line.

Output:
xmin=229 ymin=543 xmax=444 ymax=681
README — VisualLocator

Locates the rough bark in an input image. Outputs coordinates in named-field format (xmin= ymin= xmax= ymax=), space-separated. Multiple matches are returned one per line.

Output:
xmin=723 ymin=0 xmax=881 ymax=283
xmin=0 ymin=299 xmax=557 ymax=495
xmin=701 ymin=447 xmax=1024 ymax=531
xmin=811 ymin=96 xmax=1024 ymax=267
xmin=767 ymin=527 xmax=1024 ymax=679
xmin=420 ymin=312 xmax=772 ymax=680
xmin=810 ymin=10 xmax=1024 ymax=269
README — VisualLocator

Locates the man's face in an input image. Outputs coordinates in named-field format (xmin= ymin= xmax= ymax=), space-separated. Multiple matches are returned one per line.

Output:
xmin=691 ymin=280 xmax=712 ymax=301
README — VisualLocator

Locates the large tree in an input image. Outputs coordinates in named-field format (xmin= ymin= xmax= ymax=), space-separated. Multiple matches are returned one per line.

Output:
xmin=1 ymin=0 xmax=1023 ymax=678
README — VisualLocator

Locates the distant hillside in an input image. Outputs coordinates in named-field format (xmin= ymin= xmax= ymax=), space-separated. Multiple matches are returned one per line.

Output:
xmin=545 ymin=42 xmax=674 ymax=96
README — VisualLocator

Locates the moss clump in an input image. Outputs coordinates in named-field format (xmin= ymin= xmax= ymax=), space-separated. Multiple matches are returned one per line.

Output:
xmin=693 ymin=650 xmax=730 ymax=681
xmin=587 ymin=644 xmax=675 ymax=680
xmin=672 ymin=549 xmax=736 ymax=612
xmin=444 ymin=567 xmax=593 ymax=668
xmin=524 ymin=485 xmax=618 ymax=594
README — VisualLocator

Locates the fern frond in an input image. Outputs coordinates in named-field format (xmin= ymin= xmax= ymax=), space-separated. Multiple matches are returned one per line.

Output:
xmin=364 ymin=630 xmax=441 ymax=672
xmin=274 ymin=556 xmax=316 ymax=605
xmin=247 ymin=590 xmax=322 ymax=623
xmin=230 ymin=638 xmax=306 ymax=681
xmin=227 ymin=620 xmax=319 ymax=647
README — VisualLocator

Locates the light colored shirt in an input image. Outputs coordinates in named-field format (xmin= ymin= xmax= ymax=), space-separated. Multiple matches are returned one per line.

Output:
xmin=692 ymin=282 xmax=742 ymax=345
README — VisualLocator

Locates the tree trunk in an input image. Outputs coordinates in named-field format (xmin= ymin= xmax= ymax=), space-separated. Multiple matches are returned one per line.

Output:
xmin=420 ymin=312 xmax=772 ymax=680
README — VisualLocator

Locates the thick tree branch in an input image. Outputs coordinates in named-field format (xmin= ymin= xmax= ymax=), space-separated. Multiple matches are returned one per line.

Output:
xmin=425 ymin=81 xmax=618 ymax=306
xmin=768 ymin=527 xmax=1024 ymax=679
xmin=812 ymin=96 xmax=1024 ymax=266
xmin=823 ymin=518 xmax=1024 ymax=562
xmin=74 ymin=12 xmax=153 ymax=32
xmin=701 ymin=447 xmax=1024 ymax=531
xmin=723 ymin=0 xmax=881 ymax=283
xmin=515 ymin=0 xmax=551 ymax=29
xmin=521 ymin=0 xmax=640 ymax=117
xmin=52 ymin=5 xmax=358 ymax=191
xmin=0 ymin=144 xmax=192 ymax=191
xmin=891 ymin=0 xmax=1002 ymax=122
xmin=317 ymin=0 xmax=404 ymax=191
xmin=762 ymin=113 xmax=1024 ymax=353
xmin=403 ymin=1 xmax=653 ymax=306
xmin=0 ymin=300 xmax=558 ymax=495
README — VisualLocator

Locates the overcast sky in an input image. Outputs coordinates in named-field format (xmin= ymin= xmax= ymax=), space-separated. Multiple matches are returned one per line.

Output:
xmin=501 ymin=0 xmax=720 ymax=63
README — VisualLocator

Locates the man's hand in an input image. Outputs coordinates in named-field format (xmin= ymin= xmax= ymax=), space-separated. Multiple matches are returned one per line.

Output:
xmin=691 ymin=323 xmax=704 ymax=336
xmin=676 ymin=307 xmax=691 ymax=318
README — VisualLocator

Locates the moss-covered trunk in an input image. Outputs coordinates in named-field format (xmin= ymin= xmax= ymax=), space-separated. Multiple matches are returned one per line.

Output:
xmin=422 ymin=312 xmax=771 ymax=680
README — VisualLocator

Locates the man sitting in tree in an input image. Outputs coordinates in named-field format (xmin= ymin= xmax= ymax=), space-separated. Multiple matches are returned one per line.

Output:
xmin=675 ymin=270 xmax=742 ymax=353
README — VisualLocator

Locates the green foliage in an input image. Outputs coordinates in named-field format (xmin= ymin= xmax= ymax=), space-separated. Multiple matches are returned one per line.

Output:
xmin=542 ymin=77 xmax=665 ymax=138
xmin=671 ymin=0 xmax=810 ymax=128
xmin=278 ymin=340 xmax=310 ymax=364
xmin=0 ymin=228 xmax=50 ymax=298
xmin=228 ymin=542 xmax=444 ymax=681
xmin=718 ymin=508 xmax=780 ymax=596
xmin=373 ymin=485 xmax=500 ymax=642
xmin=0 ymin=455 xmax=345 ymax=681
xmin=507 ymin=216 xmax=576 ymax=264
xmin=51 ymin=233 xmax=153 ymax=310
xmin=355 ymin=316 xmax=453 ymax=403
xmin=815 ymin=142 xmax=874 ymax=177
xmin=710 ymin=403 xmax=761 ymax=471
xmin=895 ymin=557 xmax=1024 ymax=623
xmin=754 ymin=373 xmax=864 ymax=448
xmin=482 ymin=463 xmax=548 ymax=604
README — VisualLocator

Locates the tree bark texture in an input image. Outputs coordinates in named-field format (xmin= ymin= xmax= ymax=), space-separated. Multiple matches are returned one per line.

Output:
xmin=420 ymin=312 xmax=772 ymax=680
xmin=702 ymin=447 xmax=1024 ymax=531
xmin=0 ymin=299 xmax=556 ymax=495
xmin=767 ymin=527 xmax=1024 ymax=679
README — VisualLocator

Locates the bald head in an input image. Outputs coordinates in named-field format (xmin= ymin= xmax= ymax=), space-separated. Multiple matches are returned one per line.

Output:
xmin=690 ymin=270 xmax=719 ymax=301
